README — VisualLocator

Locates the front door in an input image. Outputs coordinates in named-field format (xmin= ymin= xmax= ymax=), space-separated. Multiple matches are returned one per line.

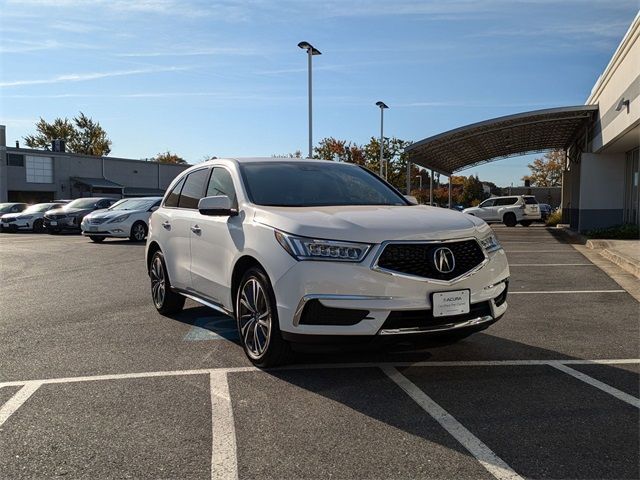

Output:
xmin=476 ymin=199 xmax=496 ymax=220
xmin=190 ymin=166 xmax=241 ymax=307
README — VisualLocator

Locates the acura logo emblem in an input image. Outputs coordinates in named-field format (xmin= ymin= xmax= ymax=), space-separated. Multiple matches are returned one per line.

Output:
xmin=433 ymin=247 xmax=455 ymax=274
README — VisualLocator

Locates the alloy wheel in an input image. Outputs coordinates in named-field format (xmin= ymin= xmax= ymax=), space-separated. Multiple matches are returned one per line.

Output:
xmin=133 ymin=224 xmax=146 ymax=241
xmin=238 ymin=278 xmax=272 ymax=358
xmin=150 ymin=256 xmax=166 ymax=308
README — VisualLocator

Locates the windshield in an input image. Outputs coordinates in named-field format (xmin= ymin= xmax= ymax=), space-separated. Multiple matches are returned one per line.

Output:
xmin=24 ymin=203 xmax=58 ymax=213
xmin=66 ymin=198 xmax=100 ymax=209
xmin=240 ymin=162 xmax=408 ymax=207
xmin=109 ymin=199 xmax=158 ymax=211
xmin=0 ymin=203 xmax=17 ymax=212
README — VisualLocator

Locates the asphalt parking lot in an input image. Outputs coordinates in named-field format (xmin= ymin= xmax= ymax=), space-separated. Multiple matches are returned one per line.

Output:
xmin=1 ymin=225 xmax=638 ymax=479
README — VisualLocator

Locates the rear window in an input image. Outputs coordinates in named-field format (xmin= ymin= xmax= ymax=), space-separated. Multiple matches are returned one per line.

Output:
xmin=524 ymin=196 xmax=538 ymax=204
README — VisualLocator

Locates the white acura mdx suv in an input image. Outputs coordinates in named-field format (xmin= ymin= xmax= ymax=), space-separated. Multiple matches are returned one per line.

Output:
xmin=146 ymin=158 xmax=509 ymax=366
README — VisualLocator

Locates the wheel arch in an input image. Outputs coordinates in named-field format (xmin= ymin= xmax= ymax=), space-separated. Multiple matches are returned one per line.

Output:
xmin=146 ymin=241 xmax=161 ymax=274
xmin=231 ymin=255 xmax=267 ymax=313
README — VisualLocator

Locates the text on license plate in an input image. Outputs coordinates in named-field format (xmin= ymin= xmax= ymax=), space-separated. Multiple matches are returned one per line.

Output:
xmin=432 ymin=290 xmax=470 ymax=317
xmin=49 ymin=221 xmax=57 ymax=226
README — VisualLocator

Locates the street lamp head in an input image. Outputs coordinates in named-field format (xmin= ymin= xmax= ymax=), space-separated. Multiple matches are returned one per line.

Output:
xmin=298 ymin=41 xmax=321 ymax=55
xmin=376 ymin=101 xmax=389 ymax=109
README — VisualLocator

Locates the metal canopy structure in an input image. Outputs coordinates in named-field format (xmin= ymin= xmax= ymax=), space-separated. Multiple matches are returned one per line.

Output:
xmin=405 ymin=106 xmax=598 ymax=176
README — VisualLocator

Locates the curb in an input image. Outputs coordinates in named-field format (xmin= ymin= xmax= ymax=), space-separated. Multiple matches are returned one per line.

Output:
xmin=585 ymin=239 xmax=640 ymax=280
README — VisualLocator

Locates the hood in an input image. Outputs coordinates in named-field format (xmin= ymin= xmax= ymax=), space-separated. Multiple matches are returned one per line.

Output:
xmin=47 ymin=207 xmax=91 ymax=216
xmin=253 ymin=205 xmax=489 ymax=243
xmin=87 ymin=209 xmax=126 ymax=219
xmin=1 ymin=213 xmax=19 ymax=220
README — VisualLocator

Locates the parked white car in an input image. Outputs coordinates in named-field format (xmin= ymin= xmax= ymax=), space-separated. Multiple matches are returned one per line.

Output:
xmin=463 ymin=195 xmax=541 ymax=227
xmin=145 ymin=158 xmax=510 ymax=367
xmin=82 ymin=197 xmax=162 ymax=242
xmin=1 ymin=202 xmax=66 ymax=233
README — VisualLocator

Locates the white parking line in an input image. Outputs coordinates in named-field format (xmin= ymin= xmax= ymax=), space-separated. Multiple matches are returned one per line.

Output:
xmin=0 ymin=383 xmax=41 ymax=427
xmin=509 ymin=263 xmax=593 ymax=267
xmin=1 ymin=359 xmax=638 ymax=388
xmin=506 ymin=250 xmax=577 ymax=253
xmin=382 ymin=366 xmax=523 ymax=480
xmin=509 ymin=290 xmax=626 ymax=294
xmin=549 ymin=362 xmax=640 ymax=408
xmin=210 ymin=371 xmax=238 ymax=480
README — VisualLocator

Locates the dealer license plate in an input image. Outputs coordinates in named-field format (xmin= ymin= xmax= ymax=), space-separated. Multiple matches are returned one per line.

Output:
xmin=432 ymin=290 xmax=470 ymax=318
xmin=49 ymin=221 xmax=57 ymax=226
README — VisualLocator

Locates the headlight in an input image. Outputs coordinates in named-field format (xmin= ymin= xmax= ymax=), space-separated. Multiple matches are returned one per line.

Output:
xmin=478 ymin=233 xmax=502 ymax=253
xmin=109 ymin=214 xmax=130 ymax=223
xmin=275 ymin=230 xmax=371 ymax=262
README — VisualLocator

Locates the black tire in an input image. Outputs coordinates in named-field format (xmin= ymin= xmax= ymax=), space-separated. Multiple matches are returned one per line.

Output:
xmin=33 ymin=219 xmax=44 ymax=233
xmin=89 ymin=236 xmax=105 ymax=243
xmin=236 ymin=267 xmax=291 ymax=367
xmin=130 ymin=221 xmax=147 ymax=242
xmin=150 ymin=250 xmax=185 ymax=315
xmin=520 ymin=220 xmax=532 ymax=227
xmin=48 ymin=229 xmax=60 ymax=235
xmin=503 ymin=212 xmax=517 ymax=227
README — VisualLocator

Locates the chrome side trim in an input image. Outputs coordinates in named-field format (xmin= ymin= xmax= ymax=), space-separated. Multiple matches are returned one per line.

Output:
xmin=370 ymin=237 xmax=489 ymax=286
xmin=293 ymin=294 xmax=394 ymax=327
xmin=173 ymin=289 xmax=234 ymax=317
xmin=378 ymin=315 xmax=494 ymax=335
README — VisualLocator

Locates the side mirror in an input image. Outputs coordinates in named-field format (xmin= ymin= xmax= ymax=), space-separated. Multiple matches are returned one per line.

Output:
xmin=198 ymin=195 xmax=237 ymax=216
xmin=404 ymin=195 xmax=418 ymax=205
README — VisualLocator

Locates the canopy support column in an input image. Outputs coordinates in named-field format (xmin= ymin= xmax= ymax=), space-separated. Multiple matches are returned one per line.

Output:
xmin=448 ymin=176 xmax=452 ymax=208
xmin=429 ymin=169 xmax=433 ymax=205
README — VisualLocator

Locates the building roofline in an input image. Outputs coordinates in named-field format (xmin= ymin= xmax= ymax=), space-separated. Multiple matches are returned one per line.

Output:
xmin=6 ymin=146 xmax=190 ymax=168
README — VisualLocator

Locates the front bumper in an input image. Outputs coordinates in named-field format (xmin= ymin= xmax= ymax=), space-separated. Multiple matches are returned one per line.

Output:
xmin=1 ymin=219 xmax=30 ymax=231
xmin=44 ymin=217 xmax=79 ymax=231
xmin=81 ymin=221 xmax=129 ymax=238
xmin=272 ymin=247 xmax=509 ymax=337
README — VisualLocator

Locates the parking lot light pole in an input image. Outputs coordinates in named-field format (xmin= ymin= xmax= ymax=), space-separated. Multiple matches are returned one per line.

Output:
xmin=298 ymin=41 xmax=321 ymax=159
xmin=375 ymin=101 xmax=388 ymax=178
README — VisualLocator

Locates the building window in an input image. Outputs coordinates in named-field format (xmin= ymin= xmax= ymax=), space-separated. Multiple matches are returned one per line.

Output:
xmin=7 ymin=153 xmax=25 ymax=166
xmin=25 ymin=156 xmax=53 ymax=183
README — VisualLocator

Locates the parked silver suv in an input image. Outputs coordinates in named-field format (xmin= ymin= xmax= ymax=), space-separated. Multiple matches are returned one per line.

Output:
xmin=463 ymin=195 xmax=541 ymax=227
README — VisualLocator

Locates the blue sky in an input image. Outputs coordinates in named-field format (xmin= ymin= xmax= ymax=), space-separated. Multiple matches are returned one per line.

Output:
xmin=1 ymin=0 xmax=637 ymax=186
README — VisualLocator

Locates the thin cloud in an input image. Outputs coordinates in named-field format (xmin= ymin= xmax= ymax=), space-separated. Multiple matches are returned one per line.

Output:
xmin=0 ymin=66 xmax=189 ymax=88
xmin=115 ymin=47 xmax=259 ymax=57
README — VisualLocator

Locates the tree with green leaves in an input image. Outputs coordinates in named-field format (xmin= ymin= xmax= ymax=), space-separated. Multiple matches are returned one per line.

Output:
xmin=152 ymin=151 xmax=188 ymax=165
xmin=24 ymin=112 xmax=112 ymax=156
xmin=523 ymin=150 xmax=564 ymax=187
xmin=460 ymin=175 xmax=485 ymax=206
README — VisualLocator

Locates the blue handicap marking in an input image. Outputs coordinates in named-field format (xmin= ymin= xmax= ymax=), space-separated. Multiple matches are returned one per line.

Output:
xmin=183 ymin=314 xmax=239 ymax=341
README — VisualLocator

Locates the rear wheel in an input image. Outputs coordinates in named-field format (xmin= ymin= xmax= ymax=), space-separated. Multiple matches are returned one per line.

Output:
xmin=89 ymin=236 xmax=105 ymax=243
xmin=236 ymin=267 xmax=291 ymax=367
xmin=520 ymin=220 xmax=532 ymax=227
xmin=33 ymin=219 xmax=44 ymax=233
xmin=150 ymin=251 xmax=185 ymax=315
xmin=130 ymin=221 xmax=147 ymax=242
xmin=503 ymin=212 xmax=517 ymax=227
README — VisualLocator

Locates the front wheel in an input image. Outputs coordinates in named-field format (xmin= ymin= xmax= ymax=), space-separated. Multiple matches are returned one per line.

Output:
xmin=33 ymin=219 xmax=44 ymax=233
xmin=503 ymin=212 xmax=517 ymax=227
xmin=130 ymin=221 xmax=147 ymax=242
xmin=150 ymin=251 xmax=185 ymax=315
xmin=236 ymin=267 xmax=291 ymax=367
xmin=520 ymin=220 xmax=532 ymax=227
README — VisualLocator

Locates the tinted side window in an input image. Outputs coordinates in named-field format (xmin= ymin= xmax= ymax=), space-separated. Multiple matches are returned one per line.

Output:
xmin=496 ymin=197 xmax=517 ymax=206
xmin=206 ymin=168 xmax=237 ymax=207
xmin=524 ymin=196 xmax=538 ymax=204
xmin=480 ymin=199 xmax=495 ymax=207
xmin=178 ymin=169 xmax=210 ymax=209
xmin=165 ymin=177 xmax=186 ymax=208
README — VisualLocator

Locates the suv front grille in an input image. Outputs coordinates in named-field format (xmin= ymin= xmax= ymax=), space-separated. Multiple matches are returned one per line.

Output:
xmin=375 ymin=239 xmax=486 ymax=281
xmin=45 ymin=214 xmax=66 ymax=220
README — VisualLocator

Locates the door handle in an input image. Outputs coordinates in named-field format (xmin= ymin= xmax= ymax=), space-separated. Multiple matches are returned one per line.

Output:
xmin=191 ymin=224 xmax=202 ymax=235
xmin=162 ymin=221 xmax=171 ymax=230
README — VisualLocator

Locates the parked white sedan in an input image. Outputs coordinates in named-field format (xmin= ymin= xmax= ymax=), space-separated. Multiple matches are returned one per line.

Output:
xmin=1 ymin=202 xmax=66 ymax=233
xmin=81 ymin=197 xmax=162 ymax=243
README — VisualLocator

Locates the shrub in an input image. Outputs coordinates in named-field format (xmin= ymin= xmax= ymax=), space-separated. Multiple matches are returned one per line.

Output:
xmin=546 ymin=209 xmax=562 ymax=226
xmin=585 ymin=224 xmax=639 ymax=240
